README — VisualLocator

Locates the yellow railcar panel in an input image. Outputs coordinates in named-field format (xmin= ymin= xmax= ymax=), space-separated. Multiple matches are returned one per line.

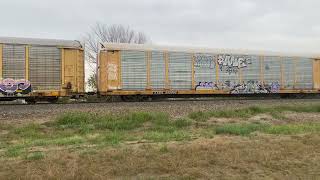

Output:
xmin=77 ymin=50 xmax=85 ymax=93
xmin=98 ymin=51 xmax=107 ymax=92
xmin=107 ymin=51 xmax=121 ymax=90
xmin=313 ymin=59 xmax=320 ymax=89
xmin=63 ymin=49 xmax=85 ymax=93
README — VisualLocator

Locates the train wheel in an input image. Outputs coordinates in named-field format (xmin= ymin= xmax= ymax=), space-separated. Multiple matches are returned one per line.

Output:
xmin=48 ymin=97 xmax=59 ymax=104
xmin=121 ymin=96 xmax=133 ymax=102
xmin=140 ymin=96 xmax=152 ymax=102
xmin=25 ymin=98 xmax=36 ymax=104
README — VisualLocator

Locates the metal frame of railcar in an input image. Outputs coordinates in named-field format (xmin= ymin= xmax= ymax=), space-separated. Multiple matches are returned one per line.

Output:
xmin=0 ymin=37 xmax=85 ymax=102
xmin=98 ymin=43 xmax=320 ymax=100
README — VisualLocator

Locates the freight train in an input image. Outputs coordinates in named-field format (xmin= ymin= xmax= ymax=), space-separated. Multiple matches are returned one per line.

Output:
xmin=0 ymin=37 xmax=84 ymax=103
xmin=97 ymin=43 xmax=320 ymax=100
xmin=0 ymin=37 xmax=319 ymax=103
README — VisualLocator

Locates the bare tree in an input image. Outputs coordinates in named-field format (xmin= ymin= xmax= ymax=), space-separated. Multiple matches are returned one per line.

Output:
xmin=84 ymin=23 xmax=149 ymax=91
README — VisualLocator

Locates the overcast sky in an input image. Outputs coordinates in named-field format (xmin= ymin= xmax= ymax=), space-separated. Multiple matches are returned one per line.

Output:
xmin=0 ymin=0 xmax=319 ymax=53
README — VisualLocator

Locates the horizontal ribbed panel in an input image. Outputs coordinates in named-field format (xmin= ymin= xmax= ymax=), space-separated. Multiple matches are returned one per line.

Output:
xmin=150 ymin=51 xmax=165 ymax=89
xmin=169 ymin=52 xmax=192 ymax=90
xmin=242 ymin=56 xmax=260 ymax=82
xmin=283 ymin=57 xmax=295 ymax=89
xmin=264 ymin=56 xmax=281 ymax=84
xmin=194 ymin=54 xmax=216 ymax=90
xmin=121 ymin=51 xmax=147 ymax=90
xmin=295 ymin=58 xmax=313 ymax=89
xmin=2 ymin=44 xmax=25 ymax=79
xmin=29 ymin=46 xmax=61 ymax=90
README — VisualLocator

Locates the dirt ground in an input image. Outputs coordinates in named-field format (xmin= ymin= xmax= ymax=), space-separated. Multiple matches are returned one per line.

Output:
xmin=1 ymin=98 xmax=320 ymax=123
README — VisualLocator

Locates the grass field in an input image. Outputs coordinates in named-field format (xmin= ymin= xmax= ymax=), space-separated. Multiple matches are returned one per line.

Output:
xmin=1 ymin=103 xmax=320 ymax=179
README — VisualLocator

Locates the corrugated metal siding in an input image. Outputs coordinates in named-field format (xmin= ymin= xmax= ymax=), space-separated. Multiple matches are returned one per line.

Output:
xmin=2 ymin=44 xmax=25 ymax=79
xmin=121 ymin=51 xmax=147 ymax=90
xmin=218 ymin=54 xmax=240 ymax=84
xmin=168 ymin=52 xmax=192 ymax=90
xmin=150 ymin=51 xmax=165 ymax=89
xmin=283 ymin=57 xmax=295 ymax=89
xmin=194 ymin=54 xmax=216 ymax=88
xmin=295 ymin=58 xmax=313 ymax=89
xmin=264 ymin=56 xmax=281 ymax=85
xmin=29 ymin=46 xmax=61 ymax=90
xmin=242 ymin=55 xmax=260 ymax=82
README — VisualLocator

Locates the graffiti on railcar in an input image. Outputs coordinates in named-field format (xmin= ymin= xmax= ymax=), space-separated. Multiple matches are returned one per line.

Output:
xmin=195 ymin=80 xmax=280 ymax=94
xmin=193 ymin=54 xmax=252 ymax=74
xmin=195 ymin=82 xmax=215 ymax=90
xmin=217 ymin=55 xmax=252 ymax=74
xmin=194 ymin=54 xmax=215 ymax=69
xmin=107 ymin=64 xmax=118 ymax=80
xmin=0 ymin=79 xmax=32 ymax=95
xmin=228 ymin=81 xmax=280 ymax=94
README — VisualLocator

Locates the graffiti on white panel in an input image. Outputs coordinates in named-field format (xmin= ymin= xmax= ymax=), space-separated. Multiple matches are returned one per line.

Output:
xmin=217 ymin=55 xmax=252 ymax=74
xmin=195 ymin=80 xmax=280 ymax=94
xmin=194 ymin=54 xmax=215 ymax=69
xmin=107 ymin=64 xmax=118 ymax=80
xmin=195 ymin=82 xmax=215 ymax=90
xmin=193 ymin=54 xmax=252 ymax=74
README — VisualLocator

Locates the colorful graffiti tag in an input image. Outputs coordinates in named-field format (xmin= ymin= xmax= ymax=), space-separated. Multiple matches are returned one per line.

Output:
xmin=195 ymin=81 xmax=280 ymax=94
xmin=193 ymin=54 xmax=252 ymax=74
xmin=0 ymin=79 xmax=32 ymax=95
xmin=195 ymin=82 xmax=215 ymax=90
xmin=217 ymin=55 xmax=252 ymax=74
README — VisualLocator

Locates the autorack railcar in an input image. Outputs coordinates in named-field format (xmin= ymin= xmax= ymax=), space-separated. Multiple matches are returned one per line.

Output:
xmin=0 ymin=37 xmax=85 ymax=103
xmin=97 ymin=43 xmax=320 ymax=100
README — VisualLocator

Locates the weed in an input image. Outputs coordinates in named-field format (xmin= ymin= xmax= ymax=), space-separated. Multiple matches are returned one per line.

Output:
xmin=13 ymin=123 xmax=42 ymax=139
xmin=159 ymin=144 xmax=169 ymax=153
xmin=189 ymin=104 xmax=320 ymax=121
xmin=25 ymin=152 xmax=45 ymax=160
xmin=6 ymin=145 xmax=25 ymax=157
xmin=172 ymin=118 xmax=193 ymax=128
xmin=144 ymin=131 xmax=191 ymax=142
xmin=104 ymin=132 xmax=124 ymax=145
xmin=189 ymin=111 xmax=210 ymax=122
xmin=263 ymin=123 xmax=320 ymax=135
xmin=215 ymin=123 xmax=269 ymax=136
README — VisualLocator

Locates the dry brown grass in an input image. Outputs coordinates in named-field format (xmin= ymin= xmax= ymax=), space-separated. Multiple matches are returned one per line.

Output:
xmin=1 ymin=103 xmax=320 ymax=179
xmin=0 ymin=134 xmax=319 ymax=179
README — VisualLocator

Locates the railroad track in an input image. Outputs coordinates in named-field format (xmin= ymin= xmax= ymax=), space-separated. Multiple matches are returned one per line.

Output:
xmin=1 ymin=96 xmax=320 ymax=106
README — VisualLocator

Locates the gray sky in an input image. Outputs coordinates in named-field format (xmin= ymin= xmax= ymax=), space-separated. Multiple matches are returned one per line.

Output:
xmin=0 ymin=0 xmax=319 ymax=53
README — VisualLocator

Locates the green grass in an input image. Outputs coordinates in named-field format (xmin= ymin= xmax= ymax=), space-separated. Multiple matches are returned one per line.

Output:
xmin=189 ymin=104 xmax=320 ymax=121
xmin=263 ymin=123 xmax=320 ymax=135
xmin=215 ymin=123 xmax=270 ymax=136
xmin=5 ymin=145 xmax=25 ymax=157
xmin=1 ymin=105 xmax=320 ymax=159
xmin=143 ymin=130 xmax=191 ymax=142
xmin=159 ymin=144 xmax=169 ymax=153
xmin=13 ymin=123 xmax=43 ymax=139
xmin=215 ymin=123 xmax=320 ymax=136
